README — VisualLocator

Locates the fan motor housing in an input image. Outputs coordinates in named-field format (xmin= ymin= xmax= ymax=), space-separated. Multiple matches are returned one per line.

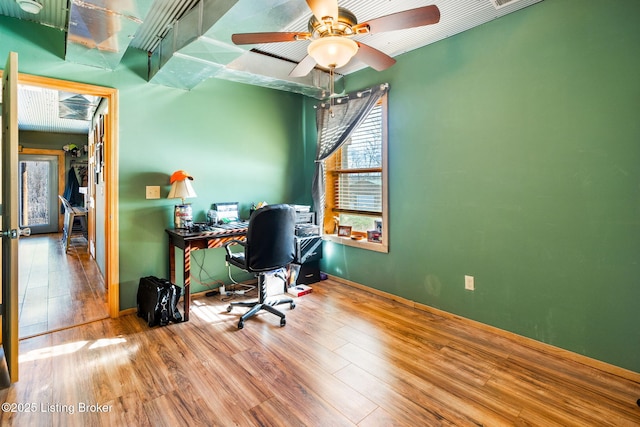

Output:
xmin=308 ymin=7 xmax=357 ymax=38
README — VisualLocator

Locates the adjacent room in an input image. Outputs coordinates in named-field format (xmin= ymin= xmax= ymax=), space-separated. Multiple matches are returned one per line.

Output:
xmin=0 ymin=0 xmax=638 ymax=425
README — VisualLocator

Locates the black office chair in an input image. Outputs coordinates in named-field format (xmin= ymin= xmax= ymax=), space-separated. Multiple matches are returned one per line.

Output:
xmin=223 ymin=204 xmax=296 ymax=329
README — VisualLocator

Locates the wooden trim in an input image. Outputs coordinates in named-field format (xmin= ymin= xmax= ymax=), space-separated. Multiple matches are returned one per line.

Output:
xmin=104 ymin=92 xmax=120 ymax=318
xmin=119 ymin=307 xmax=137 ymax=317
xmin=380 ymin=94 xmax=388 ymax=251
xmin=323 ymin=153 xmax=337 ymax=234
xmin=327 ymin=274 xmax=640 ymax=383
xmin=328 ymin=167 xmax=383 ymax=174
xmin=323 ymin=94 xmax=389 ymax=253
xmin=331 ymin=208 xmax=382 ymax=216
xmin=18 ymin=147 xmax=65 ymax=232
xmin=11 ymin=72 xmax=120 ymax=319
xmin=323 ymin=234 xmax=388 ymax=252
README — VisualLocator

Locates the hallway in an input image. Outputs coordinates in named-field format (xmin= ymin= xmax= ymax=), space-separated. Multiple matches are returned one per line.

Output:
xmin=18 ymin=233 xmax=108 ymax=338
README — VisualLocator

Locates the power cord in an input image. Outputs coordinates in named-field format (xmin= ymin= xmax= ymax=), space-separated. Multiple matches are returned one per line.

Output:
xmin=191 ymin=249 xmax=227 ymax=296
xmin=189 ymin=248 xmax=258 ymax=301
xmin=226 ymin=262 xmax=256 ymax=295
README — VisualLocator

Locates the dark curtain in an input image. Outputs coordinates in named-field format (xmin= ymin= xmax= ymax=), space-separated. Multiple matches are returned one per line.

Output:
xmin=311 ymin=83 xmax=389 ymax=231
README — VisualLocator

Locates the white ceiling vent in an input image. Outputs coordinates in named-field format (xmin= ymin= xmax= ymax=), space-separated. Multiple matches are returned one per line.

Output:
xmin=491 ymin=0 xmax=523 ymax=9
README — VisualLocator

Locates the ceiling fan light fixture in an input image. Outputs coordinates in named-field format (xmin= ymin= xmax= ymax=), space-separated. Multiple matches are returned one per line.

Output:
xmin=16 ymin=0 xmax=43 ymax=14
xmin=307 ymin=36 xmax=358 ymax=69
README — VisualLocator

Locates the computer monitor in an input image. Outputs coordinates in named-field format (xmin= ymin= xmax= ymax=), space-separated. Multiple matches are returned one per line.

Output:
xmin=213 ymin=202 xmax=239 ymax=222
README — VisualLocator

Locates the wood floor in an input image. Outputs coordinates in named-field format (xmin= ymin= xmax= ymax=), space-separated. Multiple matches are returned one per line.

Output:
xmin=18 ymin=233 xmax=108 ymax=338
xmin=1 ymin=279 xmax=639 ymax=426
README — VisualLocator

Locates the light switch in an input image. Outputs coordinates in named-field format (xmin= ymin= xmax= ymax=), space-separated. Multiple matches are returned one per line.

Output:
xmin=146 ymin=186 xmax=160 ymax=199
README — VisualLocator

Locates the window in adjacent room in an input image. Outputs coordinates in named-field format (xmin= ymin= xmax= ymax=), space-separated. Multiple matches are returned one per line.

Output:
xmin=324 ymin=94 xmax=388 ymax=252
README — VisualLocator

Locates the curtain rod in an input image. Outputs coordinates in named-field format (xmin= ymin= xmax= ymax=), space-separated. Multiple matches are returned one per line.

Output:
xmin=315 ymin=83 xmax=389 ymax=109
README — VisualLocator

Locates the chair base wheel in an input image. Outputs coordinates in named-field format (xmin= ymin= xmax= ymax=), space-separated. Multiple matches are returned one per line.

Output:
xmin=227 ymin=305 xmax=232 ymax=313
xmin=237 ymin=320 xmax=244 ymax=329
xmin=280 ymin=318 xmax=286 ymax=327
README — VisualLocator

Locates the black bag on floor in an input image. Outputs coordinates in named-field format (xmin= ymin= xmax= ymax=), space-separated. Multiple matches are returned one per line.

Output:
xmin=137 ymin=276 xmax=183 ymax=326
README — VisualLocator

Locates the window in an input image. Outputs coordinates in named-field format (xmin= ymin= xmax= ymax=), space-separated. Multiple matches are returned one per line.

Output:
xmin=323 ymin=94 xmax=388 ymax=252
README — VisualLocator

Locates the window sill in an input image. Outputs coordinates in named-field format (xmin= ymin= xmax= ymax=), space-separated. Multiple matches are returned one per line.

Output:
xmin=323 ymin=234 xmax=388 ymax=253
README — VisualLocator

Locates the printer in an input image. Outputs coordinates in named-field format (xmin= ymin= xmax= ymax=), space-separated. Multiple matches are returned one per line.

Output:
xmin=291 ymin=208 xmax=322 ymax=284
xmin=294 ymin=210 xmax=320 ymax=237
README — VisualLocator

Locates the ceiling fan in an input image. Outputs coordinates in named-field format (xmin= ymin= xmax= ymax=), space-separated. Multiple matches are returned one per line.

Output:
xmin=231 ymin=0 xmax=441 ymax=78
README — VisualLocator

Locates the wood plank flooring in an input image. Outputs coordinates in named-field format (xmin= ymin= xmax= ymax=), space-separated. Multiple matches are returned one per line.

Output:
xmin=1 ymin=279 xmax=639 ymax=426
xmin=18 ymin=233 xmax=108 ymax=338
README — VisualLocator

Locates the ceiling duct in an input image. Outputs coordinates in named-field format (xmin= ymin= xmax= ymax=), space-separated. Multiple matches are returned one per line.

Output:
xmin=58 ymin=92 xmax=101 ymax=121
xmin=16 ymin=86 xmax=97 ymax=134
xmin=148 ymin=0 xmax=333 ymax=98
xmin=66 ymin=0 xmax=154 ymax=70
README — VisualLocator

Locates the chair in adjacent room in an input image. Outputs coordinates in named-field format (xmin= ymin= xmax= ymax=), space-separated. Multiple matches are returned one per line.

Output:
xmin=223 ymin=204 xmax=296 ymax=329
xmin=58 ymin=195 xmax=87 ymax=253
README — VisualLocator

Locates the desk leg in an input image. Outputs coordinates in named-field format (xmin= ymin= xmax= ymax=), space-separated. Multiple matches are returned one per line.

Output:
xmin=168 ymin=240 xmax=176 ymax=284
xmin=168 ymin=238 xmax=190 ymax=321
xmin=183 ymin=242 xmax=191 ymax=321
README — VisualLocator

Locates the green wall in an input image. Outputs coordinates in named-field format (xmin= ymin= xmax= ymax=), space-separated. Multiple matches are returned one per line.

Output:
xmin=116 ymin=68 xmax=306 ymax=306
xmin=0 ymin=16 xmax=307 ymax=311
xmin=4 ymin=0 xmax=640 ymax=374
xmin=308 ymin=0 xmax=640 ymax=373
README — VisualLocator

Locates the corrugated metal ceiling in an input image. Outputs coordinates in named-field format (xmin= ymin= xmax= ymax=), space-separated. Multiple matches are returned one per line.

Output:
xmin=1 ymin=0 xmax=545 ymax=70
xmin=1 ymin=0 xmax=544 ymax=132
xmin=0 ymin=0 xmax=68 ymax=31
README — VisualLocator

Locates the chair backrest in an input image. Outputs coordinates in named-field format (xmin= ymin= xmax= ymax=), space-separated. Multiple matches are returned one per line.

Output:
xmin=245 ymin=204 xmax=296 ymax=272
xmin=58 ymin=195 xmax=72 ymax=213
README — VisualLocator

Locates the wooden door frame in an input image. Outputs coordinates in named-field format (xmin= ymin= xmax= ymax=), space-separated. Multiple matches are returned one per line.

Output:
xmin=18 ymin=148 xmax=65 ymax=233
xmin=2 ymin=51 xmax=20 ymax=383
xmin=3 ymin=72 xmax=120 ymax=318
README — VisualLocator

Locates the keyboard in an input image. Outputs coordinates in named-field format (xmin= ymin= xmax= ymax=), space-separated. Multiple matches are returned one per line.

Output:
xmin=213 ymin=221 xmax=248 ymax=230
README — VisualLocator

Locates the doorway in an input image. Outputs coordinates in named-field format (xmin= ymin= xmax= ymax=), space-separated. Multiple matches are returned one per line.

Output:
xmin=14 ymin=72 xmax=120 ymax=326
xmin=16 ymin=146 xmax=107 ymax=337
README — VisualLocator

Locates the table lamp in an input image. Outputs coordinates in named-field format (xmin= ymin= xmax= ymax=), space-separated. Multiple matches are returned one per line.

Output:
xmin=168 ymin=170 xmax=197 ymax=229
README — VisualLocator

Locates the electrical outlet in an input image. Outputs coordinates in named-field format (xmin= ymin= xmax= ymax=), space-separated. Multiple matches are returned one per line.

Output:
xmin=145 ymin=186 xmax=160 ymax=199
xmin=465 ymin=275 xmax=475 ymax=291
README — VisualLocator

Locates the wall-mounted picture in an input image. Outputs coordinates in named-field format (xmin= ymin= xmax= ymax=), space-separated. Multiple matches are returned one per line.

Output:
xmin=95 ymin=142 xmax=103 ymax=183
xmin=338 ymin=225 xmax=352 ymax=237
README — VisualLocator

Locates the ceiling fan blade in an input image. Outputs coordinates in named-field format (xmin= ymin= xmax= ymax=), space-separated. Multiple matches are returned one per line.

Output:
xmin=354 ymin=5 xmax=440 ymax=34
xmin=306 ymin=0 xmax=339 ymax=22
xmin=231 ymin=32 xmax=310 ymax=45
xmin=354 ymin=42 xmax=396 ymax=71
xmin=289 ymin=55 xmax=317 ymax=77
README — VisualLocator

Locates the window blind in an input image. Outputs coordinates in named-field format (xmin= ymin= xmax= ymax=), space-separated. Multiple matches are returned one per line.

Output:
xmin=334 ymin=104 xmax=383 ymax=214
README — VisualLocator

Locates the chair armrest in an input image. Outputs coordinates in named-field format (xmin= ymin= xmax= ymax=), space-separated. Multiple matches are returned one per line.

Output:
xmin=223 ymin=239 xmax=246 ymax=258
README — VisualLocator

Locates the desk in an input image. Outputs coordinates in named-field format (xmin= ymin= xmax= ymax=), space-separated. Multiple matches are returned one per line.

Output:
xmin=166 ymin=226 xmax=247 ymax=321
